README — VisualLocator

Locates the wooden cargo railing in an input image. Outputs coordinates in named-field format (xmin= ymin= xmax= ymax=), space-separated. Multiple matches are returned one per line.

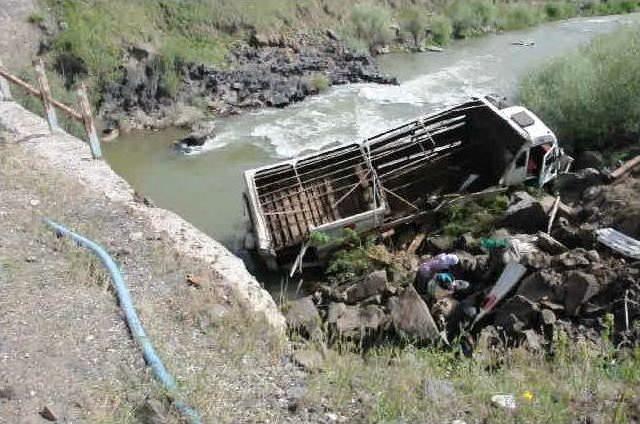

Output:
xmin=0 ymin=58 xmax=102 ymax=159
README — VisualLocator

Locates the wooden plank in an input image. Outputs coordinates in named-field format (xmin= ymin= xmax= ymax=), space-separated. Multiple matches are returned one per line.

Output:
xmin=282 ymin=191 xmax=301 ymax=244
xmin=288 ymin=187 xmax=309 ymax=237
xmin=34 ymin=59 xmax=59 ymax=132
xmin=312 ymin=182 xmax=333 ymax=223
xmin=323 ymin=178 xmax=340 ymax=220
xmin=610 ymin=155 xmax=640 ymax=180
xmin=0 ymin=65 xmax=83 ymax=120
xmin=301 ymin=184 xmax=320 ymax=228
xmin=263 ymin=193 xmax=284 ymax=249
xmin=76 ymin=82 xmax=102 ymax=159
xmin=308 ymin=183 xmax=328 ymax=226
xmin=273 ymin=191 xmax=293 ymax=246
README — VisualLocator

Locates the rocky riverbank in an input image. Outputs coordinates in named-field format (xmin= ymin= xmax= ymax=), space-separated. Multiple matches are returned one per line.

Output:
xmin=99 ymin=31 xmax=397 ymax=132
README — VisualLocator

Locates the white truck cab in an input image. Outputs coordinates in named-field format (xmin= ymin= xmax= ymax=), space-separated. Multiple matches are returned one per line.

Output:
xmin=499 ymin=106 xmax=571 ymax=187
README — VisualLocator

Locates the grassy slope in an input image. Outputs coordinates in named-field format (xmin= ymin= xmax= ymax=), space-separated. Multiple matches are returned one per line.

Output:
xmin=38 ymin=0 xmax=640 ymax=100
xmin=520 ymin=24 xmax=640 ymax=151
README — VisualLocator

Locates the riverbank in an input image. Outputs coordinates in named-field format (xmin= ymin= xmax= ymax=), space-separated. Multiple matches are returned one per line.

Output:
xmin=0 ymin=100 xmax=333 ymax=422
xmin=14 ymin=0 xmax=639 ymax=132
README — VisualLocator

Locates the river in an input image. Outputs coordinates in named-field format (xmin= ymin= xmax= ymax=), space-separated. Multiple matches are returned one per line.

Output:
xmin=103 ymin=14 xmax=638 ymax=267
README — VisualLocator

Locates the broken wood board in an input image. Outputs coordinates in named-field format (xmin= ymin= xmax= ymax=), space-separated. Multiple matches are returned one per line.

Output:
xmin=596 ymin=227 xmax=640 ymax=260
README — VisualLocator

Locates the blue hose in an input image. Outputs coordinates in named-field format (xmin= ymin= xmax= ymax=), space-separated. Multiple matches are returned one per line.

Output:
xmin=44 ymin=219 xmax=201 ymax=424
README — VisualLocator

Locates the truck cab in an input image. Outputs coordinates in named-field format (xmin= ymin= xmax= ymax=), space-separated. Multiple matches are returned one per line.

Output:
xmin=499 ymin=106 xmax=571 ymax=187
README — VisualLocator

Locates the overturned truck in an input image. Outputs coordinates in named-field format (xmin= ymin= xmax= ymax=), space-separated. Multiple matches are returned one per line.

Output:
xmin=243 ymin=97 xmax=571 ymax=270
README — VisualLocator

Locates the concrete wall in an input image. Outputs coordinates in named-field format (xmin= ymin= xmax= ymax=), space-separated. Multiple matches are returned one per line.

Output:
xmin=0 ymin=99 xmax=286 ymax=332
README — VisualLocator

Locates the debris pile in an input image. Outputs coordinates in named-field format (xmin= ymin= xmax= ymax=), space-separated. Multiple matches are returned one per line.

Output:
xmin=285 ymin=157 xmax=640 ymax=352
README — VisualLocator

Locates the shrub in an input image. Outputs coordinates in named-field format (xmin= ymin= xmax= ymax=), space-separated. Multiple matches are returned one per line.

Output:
xmin=27 ymin=12 xmax=45 ymax=24
xmin=348 ymin=4 xmax=393 ymax=51
xmin=497 ymin=3 xmax=543 ymax=31
xmin=428 ymin=14 xmax=453 ymax=45
xmin=398 ymin=7 xmax=430 ymax=47
xmin=448 ymin=0 xmax=497 ymax=38
xmin=519 ymin=26 xmax=640 ymax=150
xmin=309 ymin=73 xmax=330 ymax=93
xmin=544 ymin=2 xmax=578 ymax=20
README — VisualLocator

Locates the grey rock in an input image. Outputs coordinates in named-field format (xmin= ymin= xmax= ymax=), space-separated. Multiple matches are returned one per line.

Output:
xmin=563 ymin=271 xmax=600 ymax=316
xmin=536 ymin=232 xmax=569 ymax=255
xmin=285 ymin=296 xmax=321 ymax=336
xmin=502 ymin=191 xmax=547 ymax=233
xmin=516 ymin=271 xmax=561 ymax=303
xmin=292 ymin=349 xmax=324 ymax=372
xmin=575 ymin=150 xmax=604 ymax=171
xmin=428 ymin=235 xmax=455 ymax=252
xmin=388 ymin=285 xmax=440 ymax=344
xmin=344 ymin=270 xmax=387 ymax=304
xmin=39 ymin=406 xmax=58 ymax=422
xmin=541 ymin=309 xmax=556 ymax=325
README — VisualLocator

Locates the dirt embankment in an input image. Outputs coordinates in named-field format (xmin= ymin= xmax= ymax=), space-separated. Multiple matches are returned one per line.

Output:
xmin=0 ymin=0 xmax=40 ymax=69
xmin=0 ymin=100 xmax=321 ymax=423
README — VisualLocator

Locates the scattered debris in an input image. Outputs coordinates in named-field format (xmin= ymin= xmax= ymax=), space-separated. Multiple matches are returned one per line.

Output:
xmin=39 ymin=405 xmax=57 ymax=422
xmin=596 ymin=228 xmax=640 ymax=260
xmin=185 ymin=273 xmax=204 ymax=288
xmin=491 ymin=393 xmax=517 ymax=410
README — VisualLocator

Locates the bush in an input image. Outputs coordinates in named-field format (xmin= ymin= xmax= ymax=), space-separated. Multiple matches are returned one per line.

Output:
xmin=544 ymin=2 xmax=578 ymax=20
xmin=428 ymin=14 xmax=453 ymax=45
xmin=448 ymin=0 xmax=497 ymax=38
xmin=398 ymin=6 xmax=430 ymax=47
xmin=497 ymin=3 xmax=543 ymax=31
xmin=309 ymin=73 xmax=330 ymax=93
xmin=519 ymin=27 xmax=640 ymax=150
xmin=348 ymin=4 xmax=392 ymax=51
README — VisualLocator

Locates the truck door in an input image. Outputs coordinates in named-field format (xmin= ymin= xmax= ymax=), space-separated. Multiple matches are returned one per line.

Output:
xmin=538 ymin=144 xmax=559 ymax=186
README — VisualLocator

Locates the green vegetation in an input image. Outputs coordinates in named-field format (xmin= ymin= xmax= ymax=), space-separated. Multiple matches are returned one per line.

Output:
xmin=399 ymin=6 xmax=430 ymax=48
xmin=308 ymin=73 xmax=330 ymax=93
xmin=442 ymin=193 xmax=509 ymax=237
xmin=35 ymin=0 xmax=640 ymax=104
xmin=520 ymin=26 xmax=640 ymax=150
xmin=429 ymin=14 xmax=454 ymax=46
xmin=306 ymin=331 xmax=640 ymax=422
xmin=348 ymin=4 xmax=393 ymax=51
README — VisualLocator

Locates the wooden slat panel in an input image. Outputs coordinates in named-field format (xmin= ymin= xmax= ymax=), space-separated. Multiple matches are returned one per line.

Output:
xmin=281 ymin=192 xmax=300 ymax=244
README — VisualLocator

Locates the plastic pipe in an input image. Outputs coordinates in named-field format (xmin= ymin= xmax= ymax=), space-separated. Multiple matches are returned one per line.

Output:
xmin=43 ymin=219 xmax=201 ymax=424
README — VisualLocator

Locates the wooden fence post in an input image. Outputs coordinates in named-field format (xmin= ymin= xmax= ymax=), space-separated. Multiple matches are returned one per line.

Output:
xmin=34 ymin=59 xmax=60 ymax=132
xmin=76 ymin=83 xmax=102 ymax=159
xmin=0 ymin=60 xmax=12 ymax=101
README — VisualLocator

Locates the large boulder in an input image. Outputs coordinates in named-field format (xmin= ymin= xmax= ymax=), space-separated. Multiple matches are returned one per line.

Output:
xmin=344 ymin=270 xmax=388 ymax=304
xmin=516 ymin=270 xmax=563 ymax=303
xmin=388 ymin=286 xmax=440 ymax=344
xmin=285 ymin=296 xmax=321 ymax=336
xmin=502 ymin=191 xmax=547 ymax=234
xmin=563 ymin=271 xmax=601 ymax=316
xmin=553 ymin=168 xmax=604 ymax=204
xmin=332 ymin=304 xmax=388 ymax=339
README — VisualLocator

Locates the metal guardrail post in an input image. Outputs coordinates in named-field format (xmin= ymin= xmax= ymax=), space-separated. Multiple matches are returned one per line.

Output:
xmin=0 ymin=60 xmax=11 ymax=101
xmin=34 ymin=59 xmax=60 ymax=132
xmin=76 ymin=82 xmax=102 ymax=159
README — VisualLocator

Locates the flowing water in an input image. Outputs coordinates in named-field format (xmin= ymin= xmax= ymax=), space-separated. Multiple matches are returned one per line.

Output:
xmin=103 ymin=15 xmax=638 ymax=266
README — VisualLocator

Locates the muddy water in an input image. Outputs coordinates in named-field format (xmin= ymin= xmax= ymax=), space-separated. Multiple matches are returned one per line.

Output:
xmin=103 ymin=15 xmax=638 ymax=262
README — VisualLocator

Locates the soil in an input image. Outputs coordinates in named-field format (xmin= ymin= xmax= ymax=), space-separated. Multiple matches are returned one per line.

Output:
xmin=0 ymin=134 xmax=319 ymax=423
xmin=0 ymin=0 xmax=40 ymax=70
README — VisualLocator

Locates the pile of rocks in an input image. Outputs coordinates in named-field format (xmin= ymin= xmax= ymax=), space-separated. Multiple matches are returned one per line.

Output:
xmin=100 ymin=31 xmax=397 ymax=130
xmin=285 ymin=162 xmax=640 ymax=353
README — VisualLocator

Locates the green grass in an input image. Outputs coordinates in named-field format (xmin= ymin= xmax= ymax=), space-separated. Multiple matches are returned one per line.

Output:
xmin=306 ymin=333 xmax=640 ymax=423
xmin=37 ymin=0 xmax=640 ymax=106
xmin=519 ymin=26 xmax=640 ymax=150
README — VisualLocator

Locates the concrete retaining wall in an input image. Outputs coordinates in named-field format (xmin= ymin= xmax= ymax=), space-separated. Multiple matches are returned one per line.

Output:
xmin=0 ymin=100 xmax=286 ymax=332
